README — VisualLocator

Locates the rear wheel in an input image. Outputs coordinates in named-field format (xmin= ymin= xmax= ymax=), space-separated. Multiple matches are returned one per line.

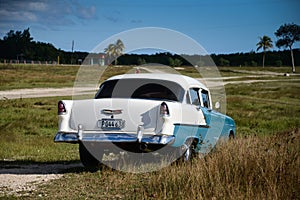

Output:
xmin=79 ymin=143 xmax=103 ymax=170
xmin=229 ymin=131 xmax=235 ymax=140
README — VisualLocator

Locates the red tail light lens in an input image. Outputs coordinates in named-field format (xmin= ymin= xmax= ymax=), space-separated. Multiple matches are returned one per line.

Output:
xmin=160 ymin=102 xmax=169 ymax=116
xmin=58 ymin=101 xmax=66 ymax=114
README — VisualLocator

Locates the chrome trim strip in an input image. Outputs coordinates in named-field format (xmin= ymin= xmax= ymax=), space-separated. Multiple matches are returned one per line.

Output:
xmin=54 ymin=132 xmax=175 ymax=145
xmin=82 ymin=133 xmax=137 ymax=142
xmin=174 ymin=123 xmax=210 ymax=128
xmin=54 ymin=132 xmax=78 ymax=143
xmin=102 ymin=109 xmax=122 ymax=115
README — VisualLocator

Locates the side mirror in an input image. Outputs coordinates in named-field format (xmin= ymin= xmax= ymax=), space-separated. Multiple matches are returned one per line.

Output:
xmin=215 ymin=102 xmax=220 ymax=109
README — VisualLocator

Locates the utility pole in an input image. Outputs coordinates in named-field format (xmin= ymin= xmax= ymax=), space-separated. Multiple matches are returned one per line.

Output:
xmin=71 ymin=40 xmax=74 ymax=64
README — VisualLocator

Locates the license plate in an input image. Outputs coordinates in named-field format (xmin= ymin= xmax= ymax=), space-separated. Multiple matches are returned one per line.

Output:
xmin=98 ymin=119 xmax=125 ymax=129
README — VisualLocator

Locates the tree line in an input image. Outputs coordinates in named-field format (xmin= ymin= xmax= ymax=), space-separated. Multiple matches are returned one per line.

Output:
xmin=0 ymin=26 xmax=299 ymax=71
xmin=0 ymin=28 xmax=89 ymax=64
xmin=115 ymin=50 xmax=299 ymax=68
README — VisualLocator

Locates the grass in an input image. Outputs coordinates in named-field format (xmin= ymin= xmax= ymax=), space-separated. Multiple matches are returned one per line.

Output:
xmin=0 ymin=96 xmax=79 ymax=162
xmin=225 ymin=80 xmax=300 ymax=136
xmin=0 ymin=65 xmax=299 ymax=199
xmin=0 ymin=64 xmax=79 ymax=90
xmin=27 ymin=130 xmax=300 ymax=199
xmin=0 ymin=64 xmax=133 ymax=90
xmin=219 ymin=66 xmax=299 ymax=76
xmin=1 ymin=64 xmax=297 ymax=91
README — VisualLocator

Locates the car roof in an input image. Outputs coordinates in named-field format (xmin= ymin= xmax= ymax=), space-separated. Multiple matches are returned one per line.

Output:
xmin=106 ymin=73 xmax=208 ymax=91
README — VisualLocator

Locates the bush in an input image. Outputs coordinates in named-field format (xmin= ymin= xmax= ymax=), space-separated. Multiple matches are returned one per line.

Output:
xmin=137 ymin=57 xmax=146 ymax=65
xmin=275 ymin=60 xmax=282 ymax=67
xmin=219 ymin=57 xmax=230 ymax=66
xmin=169 ymin=57 xmax=183 ymax=67
xmin=250 ymin=60 xmax=257 ymax=67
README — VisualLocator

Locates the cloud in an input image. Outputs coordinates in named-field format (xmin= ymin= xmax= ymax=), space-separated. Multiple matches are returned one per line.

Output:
xmin=103 ymin=15 xmax=119 ymax=23
xmin=74 ymin=3 xmax=97 ymax=20
xmin=28 ymin=1 xmax=48 ymax=11
xmin=0 ymin=9 xmax=38 ymax=22
xmin=131 ymin=19 xmax=142 ymax=24
xmin=0 ymin=0 xmax=97 ymax=28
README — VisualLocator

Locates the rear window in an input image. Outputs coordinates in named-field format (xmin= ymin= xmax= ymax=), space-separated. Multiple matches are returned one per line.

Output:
xmin=95 ymin=79 xmax=185 ymax=102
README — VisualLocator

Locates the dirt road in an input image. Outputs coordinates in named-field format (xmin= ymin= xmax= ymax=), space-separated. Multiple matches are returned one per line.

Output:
xmin=1 ymin=77 xmax=297 ymax=100
xmin=0 ymin=87 xmax=97 ymax=100
xmin=0 ymin=162 xmax=82 ymax=196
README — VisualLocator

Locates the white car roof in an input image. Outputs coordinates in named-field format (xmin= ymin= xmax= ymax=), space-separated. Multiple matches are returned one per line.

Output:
xmin=107 ymin=73 xmax=208 ymax=91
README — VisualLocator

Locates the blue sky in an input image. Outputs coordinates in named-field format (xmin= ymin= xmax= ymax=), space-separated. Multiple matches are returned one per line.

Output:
xmin=0 ymin=0 xmax=299 ymax=54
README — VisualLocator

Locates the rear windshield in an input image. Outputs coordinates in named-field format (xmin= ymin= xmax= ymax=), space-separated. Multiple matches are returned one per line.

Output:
xmin=95 ymin=79 xmax=185 ymax=102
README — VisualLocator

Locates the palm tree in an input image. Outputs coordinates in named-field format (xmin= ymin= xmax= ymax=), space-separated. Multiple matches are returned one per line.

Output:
xmin=256 ymin=35 xmax=273 ymax=68
xmin=104 ymin=43 xmax=116 ymax=65
xmin=275 ymin=23 xmax=300 ymax=73
xmin=115 ymin=39 xmax=125 ymax=54
xmin=104 ymin=39 xmax=125 ymax=65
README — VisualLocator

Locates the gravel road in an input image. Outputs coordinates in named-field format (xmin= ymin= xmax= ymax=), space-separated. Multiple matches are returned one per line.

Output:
xmin=0 ymin=87 xmax=96 ymax=100
xmin=0 ymin=162 xmax=82 ymax=196
xmin=1 ymin=78 xmax=297 ymax=100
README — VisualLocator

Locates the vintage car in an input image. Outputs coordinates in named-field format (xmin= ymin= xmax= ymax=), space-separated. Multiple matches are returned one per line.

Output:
xmin=54 ymin=73 xmax=236 ymax=168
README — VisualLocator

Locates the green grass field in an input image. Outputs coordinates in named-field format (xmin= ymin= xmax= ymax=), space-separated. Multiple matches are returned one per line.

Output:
xmin=0 ymin=64 xmax=133 ymax=90
xmin=0 ymin=64 xmax=78 ymax=90
xmin=0 ymin=64 xmax=299 ymax=199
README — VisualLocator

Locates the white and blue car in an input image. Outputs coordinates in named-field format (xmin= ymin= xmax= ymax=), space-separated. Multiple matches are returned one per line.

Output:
xmin=54 ymin=73 xmax=236 ymax=168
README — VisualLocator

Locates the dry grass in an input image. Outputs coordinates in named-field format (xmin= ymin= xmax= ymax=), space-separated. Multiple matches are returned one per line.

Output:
xmin=31 ymin=129 xmax=300 ymax=200
xmin=136 ymin=129 xmax=300 ymax=200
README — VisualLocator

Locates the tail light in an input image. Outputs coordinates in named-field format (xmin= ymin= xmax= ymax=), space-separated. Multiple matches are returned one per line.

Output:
xmin=160 ymin=102 xmax=169 ymax=116
xmin=58 ymin=101 xmax=66 ymax=114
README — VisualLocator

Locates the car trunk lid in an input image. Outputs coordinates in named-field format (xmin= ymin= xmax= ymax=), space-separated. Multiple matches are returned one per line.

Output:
xmin=70 ymin=98 xmax=162 ymax=134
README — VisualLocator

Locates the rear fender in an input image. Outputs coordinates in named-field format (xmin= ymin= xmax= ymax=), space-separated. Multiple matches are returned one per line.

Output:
xmin=58 ymin=100 xmax=76 ymax=133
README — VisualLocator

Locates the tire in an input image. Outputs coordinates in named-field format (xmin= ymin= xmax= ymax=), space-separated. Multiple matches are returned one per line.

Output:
xmin=79 ymin=142 xmax=103 ymax=170
xmin=229 ymin=131 xmax=235 ymax=140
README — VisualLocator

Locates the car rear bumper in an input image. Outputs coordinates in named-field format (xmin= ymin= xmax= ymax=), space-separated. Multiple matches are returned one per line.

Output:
xmin=54 ymin=132 xmax=175 ymax=145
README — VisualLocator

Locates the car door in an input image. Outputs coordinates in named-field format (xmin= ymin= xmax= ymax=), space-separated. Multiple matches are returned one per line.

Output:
xmin=198 ymin=88 xmax=225 ymax=153
xmin=186 ymin=88 xmax=209 ymax=147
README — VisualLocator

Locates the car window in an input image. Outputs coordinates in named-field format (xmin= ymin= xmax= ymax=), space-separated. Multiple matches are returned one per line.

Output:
xmin=95 ymin=79 xmax=185 ymax=102
xmin=201 ymin=89 xmax=210 ymax=108
xmin=189 ymin=88 xmax=200 ymax=106
xmin=131 ymin=83 xmax=178 ymax=101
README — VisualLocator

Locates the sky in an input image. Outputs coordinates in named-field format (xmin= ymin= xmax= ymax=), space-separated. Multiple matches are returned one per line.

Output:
xmin=0 ymin=0 xmax=299 ymax=54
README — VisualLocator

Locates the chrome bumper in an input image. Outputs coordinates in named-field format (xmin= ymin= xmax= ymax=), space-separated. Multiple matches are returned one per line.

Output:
xmin=54 ymin=132 xmax=175 ymax=145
